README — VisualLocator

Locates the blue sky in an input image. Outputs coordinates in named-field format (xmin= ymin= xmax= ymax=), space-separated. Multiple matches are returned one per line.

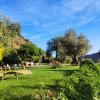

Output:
xmin=0 ymin=0 xmax=100 ymax=54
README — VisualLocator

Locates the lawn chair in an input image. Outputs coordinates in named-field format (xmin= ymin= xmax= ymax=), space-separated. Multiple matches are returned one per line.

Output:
xmin=6 ymin=64 xmax=10 ymax=70
xmin=3 ymin=64 xmax=10 ymax=71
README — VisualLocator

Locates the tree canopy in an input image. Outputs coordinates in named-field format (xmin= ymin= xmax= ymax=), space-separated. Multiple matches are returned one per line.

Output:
xmin=47 ymin=29 xmax=91 ymax=64
xmin=0 ymin=16 xmax=45 ymax=64
xmin=17 ymin=42 xmax=45 ymax=61
xmin=0 ymin=16 xmax=21 ymax=56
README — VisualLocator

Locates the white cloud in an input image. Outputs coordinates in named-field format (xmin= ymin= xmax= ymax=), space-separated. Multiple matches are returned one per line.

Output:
xmin=0 ymin=0 xmax=100 ymax=34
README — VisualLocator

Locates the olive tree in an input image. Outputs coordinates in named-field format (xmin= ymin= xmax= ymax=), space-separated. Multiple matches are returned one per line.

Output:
xmin=47 ymin=29 xmax=91 ymax=64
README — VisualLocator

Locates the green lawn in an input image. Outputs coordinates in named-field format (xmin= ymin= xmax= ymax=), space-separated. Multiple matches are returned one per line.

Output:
xmin=0 ymin=65 xmax=79 ymax=100
xmin=0 ymin=64 xmax=99 ymax=100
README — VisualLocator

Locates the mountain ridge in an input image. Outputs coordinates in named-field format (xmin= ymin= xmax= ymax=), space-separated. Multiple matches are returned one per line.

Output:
xmin=84 ymin=52 xmax=100 ymax=62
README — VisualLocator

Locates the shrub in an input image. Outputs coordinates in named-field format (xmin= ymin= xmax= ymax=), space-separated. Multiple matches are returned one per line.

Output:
xmin=80 ymin=58 xmax=94 ymax=67
xmin=60 ymin=58 xmax=100 ymax=100
xmin=97 ymin=59 xmax=100 ymax=63
xmin=80 ymin=58 xmax=98 ymax=72
xmin=0 ymin=47 xmax=4 ymax=61
xmin=3 ymin=51 xmax=21 ymax=64
xmin=32 ymin=56 xmax=40 ymax=63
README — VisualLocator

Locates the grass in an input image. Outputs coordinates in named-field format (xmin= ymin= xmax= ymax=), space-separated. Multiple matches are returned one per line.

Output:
xmin=0 ymin=64 xmax=99 ymax=100
xmin=95 ymin=63 xmax=100 ymax=70
xmin=0 ymin=65 xmax=79 ymax=100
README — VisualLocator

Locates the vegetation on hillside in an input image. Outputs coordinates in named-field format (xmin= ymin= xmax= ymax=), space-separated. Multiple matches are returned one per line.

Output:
xmin=0 ymin=16 xmax=45 ymax=64
xmin=17 ymin=41 xmax=45 ymax=62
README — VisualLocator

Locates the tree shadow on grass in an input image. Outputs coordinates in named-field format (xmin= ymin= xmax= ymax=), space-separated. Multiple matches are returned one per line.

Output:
xmin=0 ymin=79 xmax=95 ymax=100
xmin=0 ymin=94 xmax=34 ymax=100
xmin=0 ymin=79 xmax=62 ymax=100
xmin=40 ymin=69 xmax=78 ymax=77
xmin=10 ymin=78 xmax=62 ymax=90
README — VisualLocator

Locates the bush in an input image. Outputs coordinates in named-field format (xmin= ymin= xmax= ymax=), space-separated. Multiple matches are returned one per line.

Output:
xmin=3 ymin=51 xmax=21 ymax=64
xmin=0 ymin=47 xmax=4 ymax=61
xmin=0 ymin=61 xmax=3 ymax=66
xmin=60 ymin=58 xmax=100 ymax=100
xmin=80 ymin=58 xmax=98 ymax=72
xmin=80 ymin=58 xmax=94 ymax=67
xmin=97 ymin=59 xmax=100 ymax=63
xmin=32 ymin=56 xmax=40 ymax=63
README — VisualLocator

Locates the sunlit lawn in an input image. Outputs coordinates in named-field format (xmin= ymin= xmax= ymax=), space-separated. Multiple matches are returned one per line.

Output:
xmin=0 ymin=65 xmax=79 ymax=100
xmin=0 ymin=64 xmax=99 ymax=100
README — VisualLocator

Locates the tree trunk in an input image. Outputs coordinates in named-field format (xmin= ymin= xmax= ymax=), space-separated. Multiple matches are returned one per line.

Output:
xmin=55 ymin=51 xmax=59 ymax=59
xmin=71 ymin=55 xmax=79 ymax=65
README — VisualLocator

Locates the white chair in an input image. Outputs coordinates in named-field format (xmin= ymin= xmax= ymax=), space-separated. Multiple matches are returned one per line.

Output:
xmin=6 ymin=64 xmax=10 ymax=70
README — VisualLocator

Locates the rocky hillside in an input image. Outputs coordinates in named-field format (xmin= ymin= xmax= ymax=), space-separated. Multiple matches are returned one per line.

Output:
xmin=12 ymin=35 xmax=26 ymax=49
xmin=0 ymin=17 xmax=44 ymax=56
